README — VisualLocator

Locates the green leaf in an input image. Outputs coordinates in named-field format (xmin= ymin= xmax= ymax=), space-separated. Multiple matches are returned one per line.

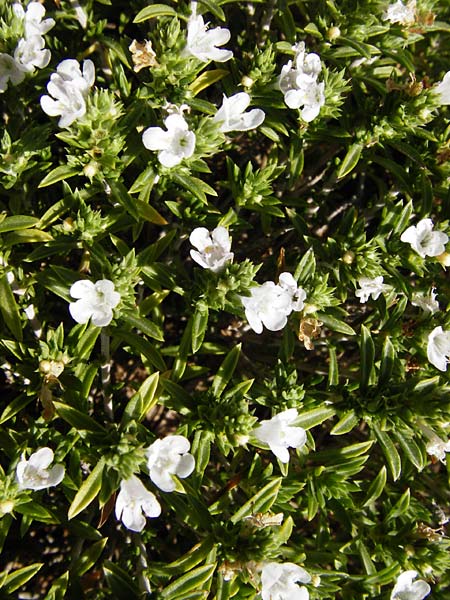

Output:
xmin=53 ymin=401 xmax=107 ymax=433
xmin=2 ymin=563 xmax=43 ymax=593
xmin=191 ymin=430 xmax=213 ymax=480
xmin=122 ymin=372 xmax=160 ymax=424
xmin=0 ymin=215 xmax=39 ymax=233
xmin=71 ymin=538 xmax=108 ymax=577
xmin=360 ymin=325 xmax=375 ymax=390
xmin=198 ymin=0 xmax=226 ymax=20
xmin=44 ymin=572 xmax=69 ymax=600
xmin=150 ymin=538 xmax=215 ymax=576
xmin=189 ymin=69 xmax=229 ymax=96
xmin=392 ymin=200 xmax=413 ymax=236
xmin=330 ymin=410 xmax=359 ymax=435
xmin=4 ymin=229 xmax=53 ymax=245
xmin=362 ymin=466 xmax=387 ymax=507
xmin=15 ymin=501 xmax=60 ymax=523
xmin=317 ymin=312 xmax=356 ymax=336
xmin=327 ymin=345 xmax=339 ymax=387
xmin=295 ymin=248 xmax=316 ymax=284
xmin=160 ymin=563 xmax=217 ymax=599
xmin=192 ymin=301 xmax=209 ymax=354
xmin=0 ymin=274 xmax=23 ymax=341
xmin=104 ymin=561 xmax=141 ymax=599
xmin=121 ymin=311 xmax=164 ymax=341
xmin=211 ymin=344 xmax=241 ymax=398
xmin=385 ymin=488 xmax=410 ymax=521
xmin=393 ymin=429 xmax=425 ymax=471
xmin=172 ymin=173 xmax=217 ymax=203
xmin=134 ymin=4 xmax=177 ymax=23
xmin=135 ymin=198 xmax=168 ymax=225
xmin=230 ymin=478 xmax=282 ymax=524
xmin=38 ymin=165 xmax=79 ymax=188
xmin=114 ymin=329 xmax=166 ymax=371
xmin=68 ymin=458 xmax=106 ymax=519
xmin=107 ymin=179 xmax=139 ymax=220
xmin=294 ymin=406 xmax=335 ymax=430
xmin=379 ymin=336 xmax=396 ymax=386
xmin=372 ymin=424 xmax=401 ymax=481
xmin=0 ymin=394 xmax=33 ymax=424
xmin=336 ymin=143 xmax=363 ymax=179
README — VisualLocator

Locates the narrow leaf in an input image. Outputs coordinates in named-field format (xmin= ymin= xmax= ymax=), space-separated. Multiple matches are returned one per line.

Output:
xmin=0 ymin=274 xmax=23 ymax=341
xmin=68 ymin=458 xmax=106 ymax=519
xmin=211 ymin=344 xmax=241 ymax=398
xmin=336 ymin=143 xmax=363 ymax=179
xmin=134 ymin=4 xmax=177 ymax=23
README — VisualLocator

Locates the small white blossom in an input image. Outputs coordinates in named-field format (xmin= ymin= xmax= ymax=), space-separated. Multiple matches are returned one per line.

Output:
xmin=213 ymin=92 xmax=265 ymax=133
xmin=427 ymin=326 xmax=450 ymax=372
xmin=253 ymin=408 xmax=307 ymax=463
xmin=0 ymin=53 xmax=26 ymax=93
xmin=69 ymin=279 xmax=121 ymax=327
xmin=14 ymin=35 xmax=51 ymax=72
xmin=16 ymin=447 xmax=65 ymax=491
xmin=400 ymin=218 xmax=448 ymax=258
xmin=434 ymin=71 xmax=450 ymax=105
xmin=355 ymin=276 xmax=390 ymax=303
xmin=279 ymin=42 xmax=325 ymax=121
xmin=142 ymin=113 xmax=196 ymax=168
xmin=115 ymin=475 xmax=161 ymax=532
xmin=390 ymin=570 xmax=430 ymax=600
xmin=23 ymin=2 xmax=55 ymax=37
xmin=411 ymin=288 xmax=439 ymax=314
xmin=146 ymin=435 xmax=195 ymax=492
xmin=383 ymin=0 xmax=416 ymax=25
xmin=40 ymin=58 xmax=95 ymax=127
xmin=421 ymin=426 xmax=450 ymax=464
xmin=241 ymin=281 xmax=293 ymax=334
xmin=278 ymin=272 xmax=307 ymax=312
xmin=69 ymin=0 xmax=88 ymax=29
xmin=189 ymin=226 xmax=233 ymax=272
xmin=185 ymin=2 xmax=233 ymax=63
xmin=260 ymin=562 xmax=311 ymax=600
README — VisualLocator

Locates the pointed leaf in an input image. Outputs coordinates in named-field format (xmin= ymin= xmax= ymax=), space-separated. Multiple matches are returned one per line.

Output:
xmin=68 ymin=458 xmax=106 ymax=519
xmin=211 ymin=344 xmax=241 ymax=398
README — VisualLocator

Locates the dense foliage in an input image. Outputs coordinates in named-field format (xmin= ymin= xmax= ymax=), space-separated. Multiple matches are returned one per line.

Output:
xmin=0 ymin=0 xmax=449 ymax=598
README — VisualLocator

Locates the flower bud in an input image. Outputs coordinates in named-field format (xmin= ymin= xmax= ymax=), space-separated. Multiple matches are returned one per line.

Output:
xmin=342 ymin=250 xmax=355 ymax=264
xmin=327 ymin=26 xmax=341 ymax=41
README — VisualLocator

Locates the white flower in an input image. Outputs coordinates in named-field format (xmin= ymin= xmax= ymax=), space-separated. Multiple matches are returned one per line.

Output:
xmin=241 ymin=281 xmax=294 ymax=334
xmin=213 ymin=92 xmax=265 ymax=133
xmin=253 ymin=408 xmax=307 ymax=463
xmin=16 ymin=447 xmax=65 ymax=491
xmin=185 ymin=2 xmax=233 ymax=63
xmin=0 ymin=53 xmax=26 ymax=93
xmin=411 ymin=288 xmax=439 ymax=314
xmin=69 ymin=0 xmax=88 ymax=29
xmin=260 ymin=562 xmax=311 ymax=600
xmin=278 ymin=42 xmax=325 ymax=121
xmin=383 ymin=1 xmax=416 ymax=25
xmin=427 ymin=326 xmax=450 ymax=372
xmin=355 ymin=276 xmax=390 ymax=303
xmin=23 ymin=2 xmax=55 ymax=37
xmin=390 ymin=570 xmax=430 ymax=600
xmin=146 ymin=435 xmax=195 ymax=492
xmin=400 ymin=218 xmax=448 ymax=258
xmin=142 ymin=113 xmax=196 ymax=168
xmin=14 ymin=35 xmax=51 ymax=72
xmin=278 ymin=272 xmax=307 ymax=311
xmin=40 ymin=59 xmax=95 ymax=127
xmin=423 ymin=428 xmax=450 ymax=464
xmin=189 ymin=226 xmax=233 ymax=272
xmin=69 ymin=279 xmax=121 ymax=327
xmin=115 ymin=475 xmax=161 ymax=532
xmin=434 ymin=71 xmax=450 ymax=105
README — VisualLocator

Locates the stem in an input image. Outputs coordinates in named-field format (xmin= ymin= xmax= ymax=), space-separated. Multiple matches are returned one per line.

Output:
xmin=101 ymin=329 xmax=113 ymax=420
xmin=133 ymin=533 xmax=152 ymax=596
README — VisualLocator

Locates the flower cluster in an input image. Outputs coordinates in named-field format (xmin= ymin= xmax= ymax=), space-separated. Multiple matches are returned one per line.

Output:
xmin=278 ymin=42 xmax=325 ymax=121
xmin=0 ymin=2 xmax=54 ymax=93
xmin=241 ymin=273 xmax=306 ymax=334
xmin=115 ymin=435 xmax=195 ymax=532
xmin=40 ymin=58 xmax=96 ymax=128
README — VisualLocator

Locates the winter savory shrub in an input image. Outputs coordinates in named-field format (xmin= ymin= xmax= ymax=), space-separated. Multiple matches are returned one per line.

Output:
xmin=0 ymin=0 xmax=450 ymax=598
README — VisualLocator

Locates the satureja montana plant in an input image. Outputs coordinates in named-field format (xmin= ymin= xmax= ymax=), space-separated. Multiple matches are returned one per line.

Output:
xmin=0 ymin=0 xmax=449 ymax=598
